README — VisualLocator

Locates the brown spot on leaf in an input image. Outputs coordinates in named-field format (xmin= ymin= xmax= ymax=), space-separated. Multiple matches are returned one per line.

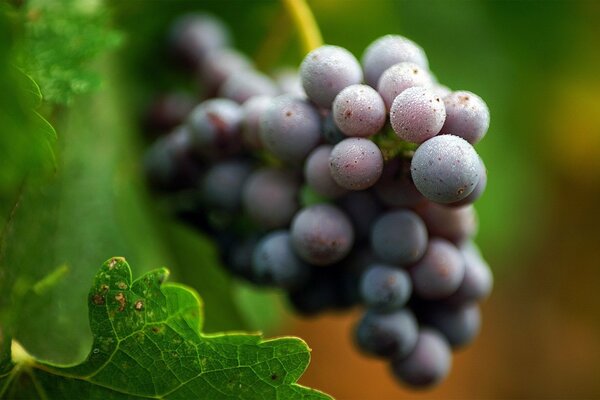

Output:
xmin=115 ymin=292 xmax=126 ymax=312
xmin=92 ymin=294 xmax=105 ymax=306
xmin=134 ymin=300 xmax=144 ymax=311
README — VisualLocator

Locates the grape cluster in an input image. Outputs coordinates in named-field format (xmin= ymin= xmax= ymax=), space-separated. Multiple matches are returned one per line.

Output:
xmin=144 ymin=13 xmax=493 ymax=389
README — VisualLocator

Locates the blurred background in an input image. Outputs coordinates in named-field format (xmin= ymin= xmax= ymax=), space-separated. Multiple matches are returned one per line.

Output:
xmin=1 ymin=0 xmax=599 ymax=399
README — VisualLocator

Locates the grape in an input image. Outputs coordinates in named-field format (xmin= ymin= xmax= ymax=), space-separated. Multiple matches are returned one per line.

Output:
xmin=242 ymin=168 xmax=300 ymax=229
xmin=222 ymin=235 xmax=259 ymax=281
xmin=374 ymin=157 xmax=425 ymax=208
xmin=259 ymin=95 xmax=322 ymax=164
xmin=370 ymin=210 xmax=428 ymax=266
xmin=287 ymin=268 xmax=338 ymax=316
xmin=322 ymin=113 xmax=346 ymax=145
xmin=447 ymin=241 xmax=493 ymax=304
xmin=362 ymin=35 xmax=429 ymax=88
xmin=187 ymin=98 xmax=243 ymax=159
xmin=273 ymin=67 xmax=305 ymax=97
xmin=198 ymin=48 xmax=252 ymax=93
xmin=304 ymin=145 xmax=347 ymax=198
xmin=418 ymin=202 xmax=478 ymax=244
xmin=354 ymin=308 xmax=419 ymax=359
xmin=252 ymin=231 xmax=309 ymax=289
xmin=144 ymin=92 xmax=196 ymax=135
xmin=169 ymin=13 xmax=230 ymax=67
xmin=218 ymin=70 xmax=279 ymax=104
xmin=432 ymin=84 xmax=451 ymax=98
xmin=377 ymin=62 xmax=434 ymax=110
xmin=144 ymin=126 xmax=200 ymax=191
xmin=439 ymin=91 xmax=490 ymax=144
xmin=410 ymin=238 xmax=465 ymax=300
xmin=390 ymin=328 xmax=451 ymax=388
xmin=329 ymin=138 xmax=384 ymax=190
xmin=390 ymin=86 xmax=446 ymax=144
xmin=360 ymin=264 xmax=412 ymax=311
xmin=290 ymin=204 xmax=354 ymax=266
xmin=300 ymin=45 xmax=363 ymax=108
xmin=336 ymin=191 xmax=383 ymax=242
xmin=450 ymin=157 xmax=487 ymax=206
xmin=421 ymin=303 xmax=481 ymax=348
xmin=333 ymin=84 xmax=386 ymax=137
xmin=411 ymin=135 xmax=481 ymax=203
xmin=241 ymin=95 xmax=272 ymax=150
xmin=200 ymin=160 xmax=252 ymax=211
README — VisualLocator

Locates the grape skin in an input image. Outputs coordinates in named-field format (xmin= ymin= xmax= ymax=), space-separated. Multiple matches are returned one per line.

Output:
xmin=418 ymin=202 xmax=478 ymax=244
xmin=421 ymin=303 xmax=481 ymax=348
xmin=336 ymin=191 xmax=383 ymax=242
xmin=290 ymin=204 xmax=355 ymax=266
xmin=439 ymin=90 xmax=490 ymax=144
xmin=390 ymin=328 xmax=452 ymax=388
xmin=322 ymin=112 xmax=346 ymax=145
xmin=377 ymin=62 xmax=434 ymax=110
xmin=259 ymin=95 xmax=322 ymax=164
xmin=450 ymin=157 xmax=487 ymax=207
xmin=362 ymin=35 xmax=429 ymax=88
xmin=390 ymin=86 xmax=446 ymax=144
xmin=300 ymin=45 xmax=363 ymax=109
xmin=218 ymin=70 xmax=279 ymax=104
xmin=374 ymin=157 xmax=425 ymax=208
xmin=355 ymin=308 xmax=419 ymax=359
xmin=304 ymin=145 xmax=347 ymax=198
xmin=241 ymin=95 xmax=272 ymax=150
xmin=411 ymin=135 xmax=481 ymax=204
xmin=370 ymin=210 xmax=428 ymax=266
xmin=200 ymin=160 xmax=252 ymax=212
xmin=333 ymin=84 xmax=386 ymax=137
xmin=199 ymin=48 xmax=252 ymax=93
xmin=169 ymin=13 xmax=230 ymax=67
xmin=360 ymin=264 xmax=412 ymax=311
xmin=446 ymin=241 xmax=493 ymax=304
xmin=329 ymin=138 xmax=384 ymax=190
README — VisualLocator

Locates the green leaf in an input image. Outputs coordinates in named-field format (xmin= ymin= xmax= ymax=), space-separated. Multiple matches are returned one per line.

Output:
xmin=0 ymin=258 xmax=331 ymax=400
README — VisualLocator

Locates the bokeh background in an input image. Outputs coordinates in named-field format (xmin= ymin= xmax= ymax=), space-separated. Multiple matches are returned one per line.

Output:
xmin=1 ymin=0 xmax=599 ymax=399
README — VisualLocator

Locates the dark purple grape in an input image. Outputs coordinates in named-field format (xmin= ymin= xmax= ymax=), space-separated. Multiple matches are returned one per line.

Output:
xmin=144 ymin=92 xmax=196 ymax=135
xmin=168 ymin=13 xmax=230 ymax=68
xmin=300 ymin=45 xmax=363 ymax=108
xmin=290 ymin=204 xmax=354 ymax=266
xmin=447 ymin=241 xmax=493 ymax=304
xmin=450 ymin=157 xmax=487 ymax=207
xmin=421 ymin=303 xmax=481 ymax=348
xmin=390 ymin=328 xmax=451 ymax=388
xmin=390 ymin=86 xmax=446 ymax=144
xmin=374 ymin=157 xmax=425 ymax=208
xmin=360 ymin=265 xmax=412 ymax=311
xmin=355 ymin=308 xmax=419 ymax=359
xmin=377 ymin=62 xmax=434 ymax=110
xmin=287 ymin=268 xmax=339 ymax=316
xmin=410 ymin=238 xmax=465 ymax=300
xmin=218 ymin=70 xmax=278 ymax=104
xmin=439 ymin=91 xmax=490 ymax=144
xmin=304 ymin=145 xmax=347 ymax=198
xmin=259 ymin=95 xmax=321 ymax=164
xmin=187 ymin=98 xmax=243 ymax=159
xmin=371 ymin=210 xmax=428 ymax=266
xmin=198 ymin=48 xmax=252 ymax=93
xmin=242 ymin=168 xmax=300 ymax=229
xmin=322 ymin=113 xmax=346 ymax=145
xmin=417 ymin=202 xmax=478 ymax=244
xmin=333 ymin=84 xmax=386 ymax=137
xmin=329 ymin=138 xmax=384 ymax=190
xmin=362 ymin=35 xmax=429 ymax=88
xmin=411 ymin=135 xmax=481 ymax=204
xmin=241 ymin=95 xmax=272 ymax=150
xmin=200 ymin=160 xmax=252 ymax=211
xmin=336 ymin=190 xmax=383 ymax=242
xmin=252 ymin=230 xmax=309 ymax=289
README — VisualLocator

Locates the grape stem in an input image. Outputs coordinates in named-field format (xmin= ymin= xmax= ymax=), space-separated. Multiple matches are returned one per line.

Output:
xmin=281 ymin=0 xmax=323 ymax=55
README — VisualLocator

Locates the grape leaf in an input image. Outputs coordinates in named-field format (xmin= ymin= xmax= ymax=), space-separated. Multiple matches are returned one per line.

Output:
xmin=0 ymin=258 xmax=331 ymax=400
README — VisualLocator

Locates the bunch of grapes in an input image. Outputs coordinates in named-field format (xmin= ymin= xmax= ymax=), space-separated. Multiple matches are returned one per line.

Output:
xmin=144 ymin=13 xmax=493 ymax=389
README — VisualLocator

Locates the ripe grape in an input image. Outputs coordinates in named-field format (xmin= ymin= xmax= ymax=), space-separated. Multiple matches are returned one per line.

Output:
xmin=336 ymin=191 xmax=383 ymax=242
xmin=451 ymin=157 xmax=487 ymax=206
xmin=390 ymin=86 xmax=446 ymax=144
xmin=252 ymin=231 xmax=309 ymax=289
xmin=377 ymin=62 xmax=434 ymax=110
xmin=418 ymin=202 xmax=478 ymax=244
xmin=199 ymin=48 xmax=252 ymax=93
xmin=333 ymin=84 xmax=386 ymax=137
xmin=421 ymin=303 xmax=481 ymax=348
xmin=439 ymin=90 xmax=490 ymax=144
xmin=241 ymin=95 xmax=272 ymax=150
xmin=304 ymin=145 xmax=347 ymax=198
xmin=218 ymin=70 xmax=278 ymax=104
xmin=200 ymin=160 xmax=252 ymax=211
xmin=322 ymin=113 xmax=346 ymax=145
xmin=374 ymin=157 xmax=425 ymax=208
xmin=169 ymin=13 xmax=230 ymax=67
xmin=360 ymin=265 xmax=412 ymax=311
xmin=329 ymin=138 xmax=384 ymax=190
xmin=370 ymin=210 xmax=428 ymax=266
xmin=355 ymin=308 xmax=419 ymax=358
xmin=447 ymin=241 xmax=493 ymax=304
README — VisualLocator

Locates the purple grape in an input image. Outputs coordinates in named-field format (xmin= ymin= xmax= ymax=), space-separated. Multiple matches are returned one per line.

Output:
xmin=362 ymin=35 xmax=429 ymax=88
xmin=336 ymin=191 xmax=383 ymax=242
xmin=360 ymin=264 xmax=412 ymax=311
xmin=439 ymin=90 xmax=490 ymax=144
xmin=144 ymin=92 xmax=196 ymax=135
xmin=198 ymin=48 xmax=252 ymax=93
xmin=329 ymin=138 xmax=384 ymax=190
xmin=421 ymin=303 xmax=481 ymax=349
xmin=390 ymin=328 xmax=451 ymax=388
xmin=169 ymin=13 xmax=230 ymax=68
xmin=241 ymin=95 xmax=272 ymax=150
xmin=242 ymin=168 xmax=300 ymax=229
xmin=432 ymin=84 xmax=451 ymax=98
xmin=322 ymin=113 xmax=346 ymax=145
xmin=218 ymin=70 xmax=278 ymax=104
xmin=418 ymin=202 xmax=478 ymax=244
xmin=300 ymin=45 xmax=363 ymax=108
xmin=390 ymin=86 xmax=446 ymax=144
xmin=377 ymin=62 xmax=434 ymax=110
xmin=450 ymin=157 xmax=487 ymax=207
xmin=410 ymin=238 xmax=465 ymax=300
xmin=374 ymin=157 xmax=425 ymax=208
xmin=200 ymin=160 xmax=252 ymax=211
xmin=447 ymin=241 xmax=493 ymax=304
xmin=273 ymin=67 xmax=305 ymax=97
xmin=290 ymin=204 xmax=354 ymax=266
xmin=411 ymin=135 xmax=481 ymax=204
xmin=259 ymin=95 xmax=322 ymax=164
xmin=187 ymin=98 xmax=243 ymax=159
xmin=370 ymin=210 xmax=428 ymax=266
xmin=304 ymin=145 xmax=347 ymax=198
xmin=333 ymin=84 xmax=386 ymax=137
xmin=252 ymin=230 xmax=309 ymax=289
xmin=355 ymin=308 xmax=419 ymax=359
